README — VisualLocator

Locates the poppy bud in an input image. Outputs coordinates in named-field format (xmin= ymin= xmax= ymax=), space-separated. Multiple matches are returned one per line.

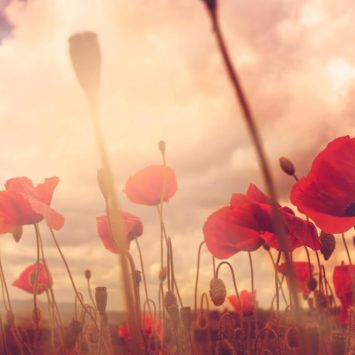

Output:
xmin=32 ymin=307 xmax=41 ymax=324
xmin=180 ymin=307 xmax=192 ymax=330
xmin=279 ymin=157 xmax=296 ymax=176
xmin=133 ymin=270 xmax=141 ymax=285
xmin=307 ymin=277 xmax=318 ymax=292
xmin=209 ymin=278 xmax=226 ymax=306
xmin=12 ymin=226 xmax=23 ymax=243
xmin=95 ymin=286 xmax=107 ymax=315
xmin=6 ymin=310 xmax=14 ymax=325
xmin=84 ymin=269 xmax=91 ymax=280
xmin=319 ymin=232 xmax=336 ymax=260
xmin=148 ymin=333 xmax=161 ymax=353
xmin=164 ymin=291 xmax=177 ymax=311
xmin=167 ymin=304 xmax=180 ymax=327
xmin=159 ymin=267 xmax=167 ymax=281
xmin=97 ymin=169 xmax=110 ymax=200
xmin=68 ymin=32 xmax=101 ymax=96
xmin=158 ymin=141 xmax=166 ymax=155
xmin=263 ymin=243 xmax=270 ymax=251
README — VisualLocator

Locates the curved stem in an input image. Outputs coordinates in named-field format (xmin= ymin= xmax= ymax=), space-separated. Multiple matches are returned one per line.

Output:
xmin=248 ymin=252 xmax=258 ymax=335
xmin=342 ymin=233 xmax=353 ymax=265
xmin=194 ymin=241 xmax=205 ymax=313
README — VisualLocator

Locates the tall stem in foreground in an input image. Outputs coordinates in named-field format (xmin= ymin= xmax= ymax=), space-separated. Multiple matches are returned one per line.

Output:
xmin=248 ymin=252 xmax=258 ymax=335
xmin=203 ymin=4 xmax=300 ymax=314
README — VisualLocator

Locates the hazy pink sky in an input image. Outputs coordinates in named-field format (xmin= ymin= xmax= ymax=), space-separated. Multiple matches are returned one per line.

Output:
xmin=0 ymin=0 xmax=354 ymax=311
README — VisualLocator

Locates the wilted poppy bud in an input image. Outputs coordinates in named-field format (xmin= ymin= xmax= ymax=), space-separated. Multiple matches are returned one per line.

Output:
xmin=159 ymin=267 xmax=167 ymax=281
xmin=32 ymin=307 xmax=41 ymax=324
xmin=209 ymin=278 xmax=226 ymax=306
xmin=148 ymin=333 xmax=161 ymax=353
xmin=279 ymin=157 xmax=296 ymax=176
xmin=164 ymin=291 xmax=177 ymax=310
xmin=158 ymin=141 xmax=166 ymax=155
xmin=95 ymin=286 xmax=107 ymax=315
xmin=307 ymin=277 xmax=318 ymax=292
xmin=12 ymin=226 xmax=23 ymax=243
xmin=180 ymin=307 xmax=192 ymax=329
xmin=286 ymin=327 xmax=300 ymax=349
xmin=319 ymin=232 xmax=336 ymax=260
xmin=84 ymin=269 xmax=91 ymax=280
xmin=97 ymin=169 xmax=110 ymax=200
xmin=68 ymin=32 xmax=101 ymax=96
xmin=6 ymin=310 xmax=14 ymax=325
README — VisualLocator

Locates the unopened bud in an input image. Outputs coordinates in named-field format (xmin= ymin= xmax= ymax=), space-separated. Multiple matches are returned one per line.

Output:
xmin=164 ymin=291 xmax=177 ymax=311
xmin=279 ymin=157 xmax=295 ymax=176
xmin=209 ymin=278 xmax=226 ymax=306
xmin=69 ymin=32 xmax=101 ymax=96
xmin=12 ymin=226 xmax=23 ymax=243
xmin=307 ymin=277 xmax=318 ymax=292
xmin=97 ymin=169 xmax=110 ymax=200
xmin=32 ymin=307 xmax=41 ymax=324
xmin=202 ymin=0 xmax=216 ymax=11
xmin=84 ymin=269 xmax=91 ymax=280
xmin=319 ymin=232 xmax=336 ymax=261
xmin=263 ymin=243 xmax=270 ymax=251
xmin=158 ymin=141 xmax=166 ymax=155
xmin=95 ymin=286 xmax=107 ymax=315
xmin=159 ymin=267 xmax=167 ymax=281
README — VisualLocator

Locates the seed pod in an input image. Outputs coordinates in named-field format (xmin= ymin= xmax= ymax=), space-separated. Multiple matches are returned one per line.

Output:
xmin=97 ymin=169 xmax=110 ymax=200
xmin=167 ymin=304 xmax=180 ymax=327
xmin=319 ymin=232 xmax=336 ymax=260
xmin=95 ymin=286 xmax=107 ymax=315
xmin=158 ymin=141 xmax=166 ymax=155
xmin=12 ymin=226 xmax=23 ymax=243
xmin=6 ymin=310 xmax=14 ymax=325
xmin=84 ymin=269 xmax=92 ymax=280
xmin=209 ymin=278 xmax=226 ymax=306
xmin=180 ymin=307 xmax=192 ymax=330
xmin=159 ymin=267 xmax=167 ymax=281
xmin=307 ymin=277 xmax=318 ymax=292
xmin=279 ymin=157 xmax=295 ymax=176
xmin=164 ymin=291 xmax=177 ymax=310
xmin=32 ymin=307 xmax=41 ymax=324
xmin=68 ymin=32 xmax=101 ymax=96
xmin=202 ymin=0 xmax=216 ymax=11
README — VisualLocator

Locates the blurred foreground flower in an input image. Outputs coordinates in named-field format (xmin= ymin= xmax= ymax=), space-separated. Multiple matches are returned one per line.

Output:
xmin=0 ymin=177 xmax=64 ymax=233
xmin=96 ymin=212 xmax=143 ymax=253
xmin=124 ymin=165 xmax=178 ymax=206
xmin=228 ymin=290 xmax=256 ymax=315
xmin=291 ymin=136 xmax=355 ymax=234
xmin=333 ymin=264 xmax=355 ymax=323
xmin=13 ymin=261 xmax=52 ymax=294
xmin=278 ymin=261 xmax=314 ymax=297
xmin=203 ymin=184 xmax=319 ymax=259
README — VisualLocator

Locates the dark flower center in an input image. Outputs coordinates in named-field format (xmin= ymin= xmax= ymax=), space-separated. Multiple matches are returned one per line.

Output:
xmin=344 ymin=202 xmax=355 ymax=217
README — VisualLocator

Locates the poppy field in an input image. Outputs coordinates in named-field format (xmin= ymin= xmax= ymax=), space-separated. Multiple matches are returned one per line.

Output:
xmin=1 ymin=0 xmax=355 ymax=354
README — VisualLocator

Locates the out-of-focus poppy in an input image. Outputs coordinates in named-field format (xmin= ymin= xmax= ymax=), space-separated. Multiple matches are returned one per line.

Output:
xmin=228 ymin=290 xmax=256 ymax=315
xmin=333 ymin=264 xmax=355 ymax=323
xmin=124 ymin=165 xmax=177 ymax=206
xmin=0 ymin=177 xmax=64 ymax=232
xmin=96 ymin=211 xmax=143 ymax=253
xmin=117 ymin=315 xmax=161 ymax=341
xmin=278 ymin=261 xmax=313 ymax=296
xmin=291 ymin=136 xmax=355 ymax=234
xmin=13 ymin=261 xmax=52 ymax=294
xmin=203 ymin=184 xmax=319 ymax=259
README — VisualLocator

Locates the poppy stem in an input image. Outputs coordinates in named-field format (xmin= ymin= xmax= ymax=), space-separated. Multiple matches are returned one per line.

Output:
xmin=204 ymin=4 xmax=300 ymax=317
xmin=341 ymin=233 xmax=353 ymax=265
xmin=216 ymin=261 xmax=243 ymax=333
xmin=87 ymin=277 xmax=97 ymax=309
xmin=248 ymin=252 xmax=258 ymax=336
xmin=194 ymin=241 xmax=205 ymax=313
xmin=314 ymin=251 xmax=324 ymax=294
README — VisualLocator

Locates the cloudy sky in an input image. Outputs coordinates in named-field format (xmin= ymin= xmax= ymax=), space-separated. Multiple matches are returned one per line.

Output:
xmin=0 ymin=0 xmax=354 ymax=313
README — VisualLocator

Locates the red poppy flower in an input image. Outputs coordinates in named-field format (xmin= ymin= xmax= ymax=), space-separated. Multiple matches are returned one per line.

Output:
xmin=203 ymin=184 xmax=319 ymax=258
xmin=278 ymin=261 xmax=313 ymax=296
xmin=117 ymin=323 xmax=130 ymax=341
xmin=0 ymin=177 xmax=64 ymax=232
xmin=228 ymin=290 xmax=256 ymax=315
xmin=96 ymin=211 xmax=143 ymax=254
xmin=13 ymin=261 xmax=52 ymax=294
xmin=117 ymin=315 xmax=161 ymax=341
xmin=333 ymin=264 xmax=355 ymax=323
xmin=291 ymin=136 xmax=355 ymax=234
xmin=124 ymin=165 xmax=177 ymax=205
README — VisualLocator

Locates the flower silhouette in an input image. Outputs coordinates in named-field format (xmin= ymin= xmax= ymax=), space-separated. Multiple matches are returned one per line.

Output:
xmin=124 ymin=165 xmax=177 ymax=205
